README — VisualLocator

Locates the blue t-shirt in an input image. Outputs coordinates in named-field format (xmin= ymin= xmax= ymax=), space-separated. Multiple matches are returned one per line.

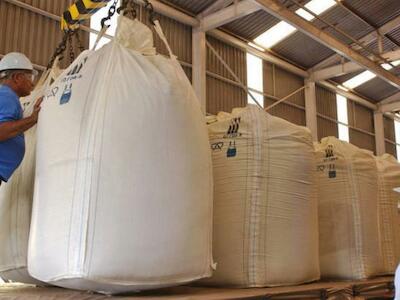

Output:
xmin=0 ymin=85 xmax=25 ymax=182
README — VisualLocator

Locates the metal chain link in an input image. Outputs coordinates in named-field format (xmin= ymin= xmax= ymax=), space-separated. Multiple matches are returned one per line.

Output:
xmin=47 ymin=31 xmax=70 ymax=69
xmin=74 ymin=30 xmax=85 ymax=53
xmin=117 ymin=0 xmax=136 ymax=19
xmin=101 ymin=0 xmax=118 ymax=28
xmin=143 ymin=0 xmax=156 ymax=25
xmin=68 ymin=33 xmax=75 ymax=64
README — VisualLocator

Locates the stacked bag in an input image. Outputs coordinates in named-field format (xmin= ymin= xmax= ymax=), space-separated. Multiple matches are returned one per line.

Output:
xmin=376 ymin=154 xmax=400 ymax=274
xmin=315 ymin=137 xmax=383 ymax=279
xmin=27 ymin=16 xmax=213 ymax=294
xmin=205 ymin=105 xmax=320 ymax=287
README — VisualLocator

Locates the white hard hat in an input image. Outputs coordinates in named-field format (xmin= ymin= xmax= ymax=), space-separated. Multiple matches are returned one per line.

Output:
xmin=0 ymin=52 xmax=38 ymax=76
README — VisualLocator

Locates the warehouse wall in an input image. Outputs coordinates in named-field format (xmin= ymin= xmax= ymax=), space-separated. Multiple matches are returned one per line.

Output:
xmin=347 ymin=102 xmax=375 ymax=153
xmin=263 ymin=62 xmax=306 ymax=126
xmin=384 ymin=115 xmax=397 ymax=158
xmin=0 ymin=0 xmax=88 ymax=70
xmin=206 ymin=36 xmax=246 ymax=115
xmin=316 ymin=85 xmax=338 ymax=140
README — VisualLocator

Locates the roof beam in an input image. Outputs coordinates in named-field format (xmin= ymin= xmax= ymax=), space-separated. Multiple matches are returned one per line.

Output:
xmin=312 ymin=15 xmax=400 ymax=70
xmin=200 ymin=0 xmax=260 ymax=31
xmin=209 ymin=29 xmax=308 ymax=77
xmin=132 ymin=0 xmax=377 ymax=111
xmin=255 ymin=0 xmax=400 ymax=89
xmin=311 ymin=61 xmax=362 ymax=81
xmin=380 ymin=91 xmax=400 ymax=105
xmin=311 ymin=49 xmax=400 ymax=81
xmin=319 ymin=81 xmax=377 ymax=110
xmin=379 ymin=101 xmax=400 ymax=113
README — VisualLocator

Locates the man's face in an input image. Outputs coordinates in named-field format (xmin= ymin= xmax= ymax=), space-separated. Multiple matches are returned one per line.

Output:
xmin=12 ymin=71 xmax=35 ymax=97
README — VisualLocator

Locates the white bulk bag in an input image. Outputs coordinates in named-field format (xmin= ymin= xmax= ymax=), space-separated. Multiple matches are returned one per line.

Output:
xmin=205 ymin=105 xmax=319 ymax=287
xmin=28 ymin=17 xmax=213 ymax=294
xmin=0 ymin=69 xmax=58 ymax=284
xmin=376 ymin=154 xmax=400 ymax=274
xmin=315 ymin=137 xmax=383 ymax=279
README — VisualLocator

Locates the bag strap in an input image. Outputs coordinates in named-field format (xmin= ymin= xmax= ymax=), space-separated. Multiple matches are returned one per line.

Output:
xmin=153 ymin=20 xmax=176 ymax=59
xmin=92 ymin=26 xmax=109 ymax=51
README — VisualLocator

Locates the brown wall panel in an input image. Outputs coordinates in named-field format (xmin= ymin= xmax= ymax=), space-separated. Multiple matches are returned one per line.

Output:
xmin=205 ymin=35 xmax=246 ymax=115
xmin=349 ymin=130 xmax=375 ymax=153
xmin=0 ymin=1 xmax=88 ymax=69
xmin=264 ymin=98 xmax=306 ymax=126
xmin=386 ymin=142 xmax=397 ymax=158
xmin=317 ymin=117 xmax=338 ymax=141
xmin=384 ymin=116 xmax=396 ymax=141
xmin=262 ymin=61 xmax=305 ymax=125
xmin=206 ymin=76 xmax=246 ymax=115
xmin=316 ymin=85 xmax=337 ymax=119
xmin=206 ymin=35 xmax=246 ymax=83
xmin=263 ymin=62 xmax=305 ymax=107
xmin=347 ymin=102 xmax=374 ymax=133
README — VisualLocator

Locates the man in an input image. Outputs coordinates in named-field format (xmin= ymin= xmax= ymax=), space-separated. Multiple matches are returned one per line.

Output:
xmin=0 ymin=52 xmax=43 ymax=185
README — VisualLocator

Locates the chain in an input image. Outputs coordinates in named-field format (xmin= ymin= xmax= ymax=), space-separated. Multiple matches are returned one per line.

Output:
xmin=74 ymin=30 xmax=85 ymax=53
xmin=47 ymin=31 xmax=70 ymax=69
xmin=68 ymin=33 xmax=75 ymax=64
xmin=143 ymin=0 xmax=156 ymax=25
xmin=101 ymin=0 xmax=118 ymax=28
xmin=117 ymin=0 xmax=136 ymax=19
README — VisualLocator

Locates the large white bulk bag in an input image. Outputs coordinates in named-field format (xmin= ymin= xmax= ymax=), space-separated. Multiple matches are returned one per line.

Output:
xmin=205 ymin=105 xmax=319 ymax=287
xmin=315 ymin=137 xmax=383 ymax=279
xmin=376 ymin=154 xmax=400 ymax=274
xmin=0 ymin=69 xmax=58 ymax=284
xmin=28 ymin=17 xmax=213 ymax=294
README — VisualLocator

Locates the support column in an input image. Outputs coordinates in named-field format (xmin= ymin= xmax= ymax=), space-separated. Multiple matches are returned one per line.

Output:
xmin=374 ymin=111 xmax=386 ymax=155
xmin=304 ymin=79 xmax=318 ymax=141
xmin=192 ymin=28 xmax=207 ymax=114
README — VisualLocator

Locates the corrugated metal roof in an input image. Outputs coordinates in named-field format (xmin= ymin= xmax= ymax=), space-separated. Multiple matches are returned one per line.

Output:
xmin=162 ymin=0 xmax=400 ymax=103
xmin=353 ymin=78 xmax=400 ymax=102
xmin=160 ymin=0 xmax=215 ymax=15
xmin=345 ymin=0 xmax=400 ymax=27
xmin=222 ymin=10 xmax=279 ymax=41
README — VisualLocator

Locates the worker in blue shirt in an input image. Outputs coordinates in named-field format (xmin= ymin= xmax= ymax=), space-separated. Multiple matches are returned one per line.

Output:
xmin=0 ymin=52 xmax=43 ymax=185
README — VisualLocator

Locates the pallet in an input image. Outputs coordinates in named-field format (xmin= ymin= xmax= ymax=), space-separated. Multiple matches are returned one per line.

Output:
xmin=0 ymin=276 xmax=394 ymax=299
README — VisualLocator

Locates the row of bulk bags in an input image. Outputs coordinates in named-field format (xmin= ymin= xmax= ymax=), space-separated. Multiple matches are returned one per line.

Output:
xmin=205 ymin=105 xmax=320 ymax=287
xmin=376 ymin=154 xmax=400 ymax=274
xmin=315 ymin=137 xmax=383 ymax=279
xmin=28 ymin=16 xmax=213 ymax=294
xmin=0 ymin=67 xmax=60 ymax=285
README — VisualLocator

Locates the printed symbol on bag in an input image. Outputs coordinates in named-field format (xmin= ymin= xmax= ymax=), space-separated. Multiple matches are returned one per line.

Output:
xmin=47 ymin=87 xmax=59 ymax=99
xmin=329 ymin=171 xmax=336 ymax=178
xmin=325 ymin=145 xmax=334 ymax=158
xmin=67 ymin=57 xmax=87 ymax=76
xmin=211 ymin=142 xmax=224 ymax=151
xmin=223 ymin=118 xmax=242 ymax=138
xmin=60 ymin=84 xmax=72 ymax=105
xmin=317 ymin=165 xmax=325 ymax=172
xmin=226 ymin=141 xmax=237 ymax=158
xmin=61 ymin=57 xmax=88 ymax=83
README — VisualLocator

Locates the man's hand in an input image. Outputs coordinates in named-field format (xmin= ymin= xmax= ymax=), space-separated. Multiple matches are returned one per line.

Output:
xmin=0 ymin=96 xmax=44 ymax=142
xmin=30 ymin=96 xmax=43 ymax=123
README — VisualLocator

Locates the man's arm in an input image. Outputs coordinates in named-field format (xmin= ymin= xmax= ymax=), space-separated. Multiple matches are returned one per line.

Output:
xmin=0 ymin=97 xmax=43 ymax=142
xmin=0 ymin=115 xmax=37 ymax=141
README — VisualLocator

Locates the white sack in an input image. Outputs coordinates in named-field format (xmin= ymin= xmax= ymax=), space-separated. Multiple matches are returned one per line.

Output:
xmin=376 ymin=154 xmax=400 ymax=274
xmin=205 ymin=105 xmax=320 ymax=287
xmin=0 ymin=69 xmax=58 ymax=285
xmin=28 ymin=17 xmax=213 ymax=294
xmin=315 ymin=137 xmax=383 ymax=279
